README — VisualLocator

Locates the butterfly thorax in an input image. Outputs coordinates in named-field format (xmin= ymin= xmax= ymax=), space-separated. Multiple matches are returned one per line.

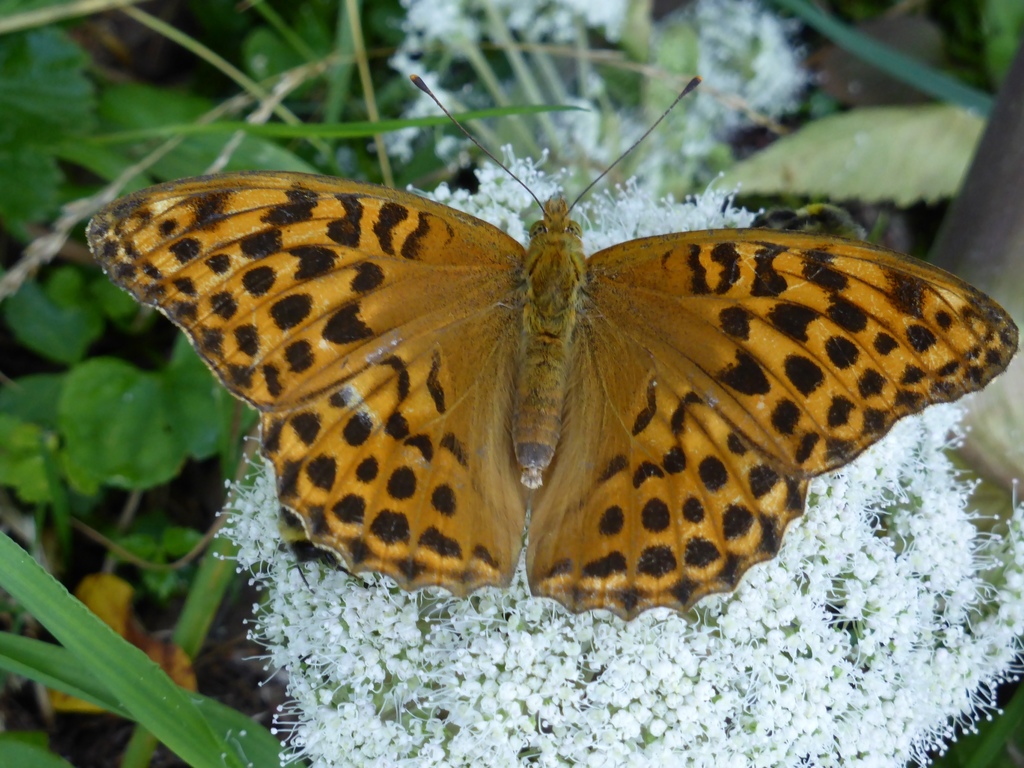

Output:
xmin=513 ymin=197 xmax=587 ymax=490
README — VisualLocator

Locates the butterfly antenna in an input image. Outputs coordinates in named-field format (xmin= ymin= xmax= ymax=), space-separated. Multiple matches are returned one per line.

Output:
xmin=410 ymin=74 xmax=546 ymax=214
xmin=568 ymin=76 xmax=702 ymax=212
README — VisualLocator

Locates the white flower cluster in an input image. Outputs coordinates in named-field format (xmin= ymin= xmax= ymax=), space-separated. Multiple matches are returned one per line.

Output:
xmin=399 ymin=0 xmax=626 ymax=49
xmin=665 ymin=0 xmax=808 ymax=165
xmin=388 ymin=0 xmax=808 ymax=191
xmin=222 ymin=166 xmax=1024 ymax=768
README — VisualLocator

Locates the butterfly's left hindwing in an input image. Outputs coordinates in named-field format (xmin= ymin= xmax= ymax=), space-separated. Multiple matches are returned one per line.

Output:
xmin=89 ymin=171 xmax=530 ymax=594
xmin=528 ymin=229 xmax=1017 ymax=619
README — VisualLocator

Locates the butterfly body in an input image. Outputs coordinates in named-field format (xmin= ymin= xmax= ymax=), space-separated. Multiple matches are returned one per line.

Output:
xmin=88 ymin=171 xmax=1017 ymax=619
xmin=515 ymin=197 xmax=587 ymax=489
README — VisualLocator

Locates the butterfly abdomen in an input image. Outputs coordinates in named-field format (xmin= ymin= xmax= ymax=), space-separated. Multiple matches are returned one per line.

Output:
xmin=513 ymin=198 xmax=588 ymax=489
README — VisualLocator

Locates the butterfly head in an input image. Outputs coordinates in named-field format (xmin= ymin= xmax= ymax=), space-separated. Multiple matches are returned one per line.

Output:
xmin=530 ymin=197 xmax=583 ymax=241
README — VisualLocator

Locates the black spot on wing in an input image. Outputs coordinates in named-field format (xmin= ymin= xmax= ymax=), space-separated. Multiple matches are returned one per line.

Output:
xmin=328 ymin=194 xmax=362 ymax=247
xmin=768 ymin=303 xmax=818 ymax=342
xmin=631 ymin=379 xmax=657 ymax=436
xmin=240 ymin=229 xmax=281 ymax=260
xmin=262 ymin=188 xmax=317 ymax=225
xmin=374 ymin=203 xmax=408 ymax=255
xmin=720 ymin=350 xmax=770 ymax=396
xmin=751 ymin=247 xmax=788 ymax=297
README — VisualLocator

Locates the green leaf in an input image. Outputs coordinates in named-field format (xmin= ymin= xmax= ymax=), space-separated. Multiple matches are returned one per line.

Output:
xmin=98 ymin=82 xmax=211 ymax=132
xmin=2 ymin=266 xmax=104 ymax=365
xmin=57 ymin=346 xmax=240 ymax=491
xmin=163 ymin=526 xmax=203 ymax=558
xmin=0 ymin=27 xmax=94 ymax=145
xmin=95 ymin=81 xmax=317 ymax=179
xmin=982 ymin=0 xmax=1024 ymax=86
xmin=0 ymin=146 xmax=61 ymax=223
xmin=0 ymin=632 xmax=130 ymax=717
xmin=162 ymin=337 xmax=240 ymax=462
xmin=0 ymin=414 xmax=50 ymax=503
xmin=58 ymin=358 xmax=181 ymax=490
xmin=722 ymin=105 xmax=985 ymax=205
xmin=0 ymin=27 xmax=93 ymax=223
xmin=141 ymin=570 xmax=185 ymax=604
xmin=88 ymin=273 xmax=144 ymax=326
xmin=770 ymin=0 xmax=993 ymax=115
xmin=0 ymin=544 xmax=259 ymax=768
xmin=0 ymin=735 xmax=75 ymax=768
xmin=0 ymin=373 xmax=64 ymax=429
xmin=243 ymin=27 xmax=305 ymax=80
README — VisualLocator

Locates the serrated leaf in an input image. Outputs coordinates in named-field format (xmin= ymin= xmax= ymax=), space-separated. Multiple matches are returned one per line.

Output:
xmin=57 ymin=347 xmax=242 ymax=490
xmin=722 ymin=104 xmax=985 ymax=205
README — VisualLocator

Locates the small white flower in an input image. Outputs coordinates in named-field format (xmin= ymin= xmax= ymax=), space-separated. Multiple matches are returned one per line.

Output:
xmin=223 ymin=164 xmax=1024 ymax=767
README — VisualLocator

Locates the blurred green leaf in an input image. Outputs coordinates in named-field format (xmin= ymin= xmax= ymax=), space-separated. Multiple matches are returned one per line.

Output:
xmin=0 ymin=147 xmax=61 ymax=223
xmin=982 ymin=0 xmax=1024 ymax=85
xmin=95 ymin=81 xmax=317 ymax=179
xmin=0 ymin=534 xmax=251 ymax=768
xmin=98 ymin=82 xmax=211 ymax=131
xmin=0 ymin=373 xmax=64 ymax=429
xmin=0 ymin=27 xmax=94 ymax=223
xmin=163 ymin=526 xmax=203 ymax=558
xmin=0 ymin=734 xmax=75 ymax=768
xmin=2 ymin=266 xmax=105 ymax=365
xmin=56 ymin=342 xmax=241 ymax=492
xmin=58 ymin=358 xmax=181 ymax=490
xmin=163 ymin=337 xmax=241 ymax=462
xmin=0 ymin=414 xmax=50 ymax=503
xmin=243 ymin=26 xmax=305 ymax=80
xmin=771 ymin=0 xmax=993 ymax=114
xmin=0 ymin=27 xmax=93 ymax=144
xmin=723 ymin=104 xmax=984 ymax=205
xmin=140 ymin=570 xmax=186 ymax=604
xmin=88 ymin=274 xmax=146 ymax=327
xmin=117 ymin=532 xmax=162 ymax=562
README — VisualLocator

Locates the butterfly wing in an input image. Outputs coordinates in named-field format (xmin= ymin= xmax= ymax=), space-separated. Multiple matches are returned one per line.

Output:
xmin=529 ymin=229 xmax=1017 ymax=619
xmin=89 ymin=171 xmax=528 ymax=593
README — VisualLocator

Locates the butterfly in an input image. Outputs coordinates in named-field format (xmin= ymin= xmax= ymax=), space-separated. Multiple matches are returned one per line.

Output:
xmin=87 ymin=171 xmax=1018 ymax=619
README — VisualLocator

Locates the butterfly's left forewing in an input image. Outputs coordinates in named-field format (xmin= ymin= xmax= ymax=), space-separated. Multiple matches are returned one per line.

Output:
xmin=529 ymin=229 xmax=1017 ymax=619
xmin=89 ymin=172 xmax=530 ymax=595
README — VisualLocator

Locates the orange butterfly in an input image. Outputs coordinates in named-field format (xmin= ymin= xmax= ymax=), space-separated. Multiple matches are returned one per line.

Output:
xmin=88 ymin=171 xmax=1017 ymax=618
